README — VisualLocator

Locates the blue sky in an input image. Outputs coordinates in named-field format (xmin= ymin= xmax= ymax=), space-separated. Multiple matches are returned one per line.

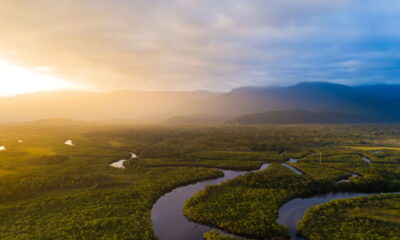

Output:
xmin=0 ymin=0 xmax=399 ymax=92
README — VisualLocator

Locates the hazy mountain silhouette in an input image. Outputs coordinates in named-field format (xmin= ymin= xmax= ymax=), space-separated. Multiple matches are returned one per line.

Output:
xmin=193 ymin=82 xmax=396 ymax=115
xmin=1 ymin=82 xmax=400 ymax=123
xmin=227 ymin=110 xmax=370 ymax=124
xmin=356 ymin=84 xmax=400 ymax=102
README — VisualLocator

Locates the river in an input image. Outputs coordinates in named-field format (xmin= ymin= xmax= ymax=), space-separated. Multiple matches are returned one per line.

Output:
xmin=151 ymin=163 xmax=270 ymax=240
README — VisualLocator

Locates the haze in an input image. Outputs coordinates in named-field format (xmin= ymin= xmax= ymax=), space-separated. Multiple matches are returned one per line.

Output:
xmin=1 ymin=0 xmax=400 ymax=96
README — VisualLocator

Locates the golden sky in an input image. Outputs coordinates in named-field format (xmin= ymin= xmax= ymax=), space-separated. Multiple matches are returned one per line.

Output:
xmin=0 ymin=0 xmax=399 ymax=96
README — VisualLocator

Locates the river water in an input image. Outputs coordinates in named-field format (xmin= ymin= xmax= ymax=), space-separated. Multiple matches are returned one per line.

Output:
xmin=64 ymin=140 xmax=74 ymax=146
xmin=277 ymin=192 xmax=396 ymax=240
xmin=151 ymin=163 xmax=270 ymax=240
xmin=110 ymin=152 xmax=137 ymax=169
xmin=151 ymin=161 xmax=397 ymax=240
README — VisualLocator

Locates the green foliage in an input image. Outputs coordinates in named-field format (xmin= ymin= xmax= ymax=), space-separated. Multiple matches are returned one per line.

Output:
xmin=203 ymin=230 xmax=241 ymax=240
xmin=184 ymin=160 xmax=400 ymax=239
xmin=0 ymin=167 xmax=222 ymax=240
xmin=183 ymin=164 xmax=332 ymax=238
xmin=306 ymin=153 xmax=362 ymax=163
xmin=0 ymin=172 xmax=116 ymax=201
xmin=282 ymin=150 xmax=313 ymax=159
xmin=1 ymin=123 xmax=400 ymax=239
xmin=187 ymin=150 xmax=282 ymax=161
xmin=136 ymin=158 xmax=264 ymax=170
xmin=298 ymin=194 xmax=400 ymax=240
xmin=290 ymin=162 xmax=351 ymax=181
xmin=27 ymin=154 xmax=69 ymax=165
xmin=365 ymin=150 xmax=400 ymax=163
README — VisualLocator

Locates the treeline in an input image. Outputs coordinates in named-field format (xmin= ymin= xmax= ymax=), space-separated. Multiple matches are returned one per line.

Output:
xmin=186 ymin=150 xmax=282 ymax=161
xmin=85 ymin=124 xmax=400 ymax=159
xmin=134 ymin=158 xmax=265 ymax=171
xmin=0 ymin=172 xmax=115 ymax=202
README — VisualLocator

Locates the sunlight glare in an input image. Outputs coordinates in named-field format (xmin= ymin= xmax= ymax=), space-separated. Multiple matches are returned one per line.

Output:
xmin=0 ymin=60 xmax=75 ymax=96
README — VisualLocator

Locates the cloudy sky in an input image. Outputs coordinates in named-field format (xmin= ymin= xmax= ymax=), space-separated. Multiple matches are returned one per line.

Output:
xmin=0 ymin=0 xmax=400 ymax=93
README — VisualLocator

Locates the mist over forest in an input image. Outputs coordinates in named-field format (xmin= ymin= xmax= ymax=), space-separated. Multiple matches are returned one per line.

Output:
xmin=2 ymin=82 xmax=400 ymax=124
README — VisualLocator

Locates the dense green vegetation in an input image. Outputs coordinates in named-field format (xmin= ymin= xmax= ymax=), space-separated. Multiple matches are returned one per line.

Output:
xmin=364 ymin=149 xmax=400 ymax=163
xmin=203 ymin=230 xmax=241 ymax=240
xmin=187 ymin=150 xmax=282 ymax=161
xmin=135 ymin=158 xmax=265 ymax=171
xmin=184 ymin=164 xmax=336 ymax=238
xmin=1 ymin=123 xmax=400 ymax=239
xmin=184 ymin=159 xmax=400 ymax=238
xmin=0 ymin=123 xmax=225 ymax=239
xmin=288 ymin=162 xmax=351 ymax=181
xmin=306 ymin=153 xmax=362 ymax=163
xmin=0 ymin=167 xmax=222 ymax=240
xmin=298 ymin=194 xmax=400 ymax=240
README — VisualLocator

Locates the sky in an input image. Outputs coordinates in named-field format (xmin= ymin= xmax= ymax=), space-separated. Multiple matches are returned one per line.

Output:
xmin=0 ymin=0 xmax=400 ymax=95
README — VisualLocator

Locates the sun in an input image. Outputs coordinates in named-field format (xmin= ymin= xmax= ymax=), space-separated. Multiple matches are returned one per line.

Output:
xmin=0 ymin=60 xmax=75 ymax=96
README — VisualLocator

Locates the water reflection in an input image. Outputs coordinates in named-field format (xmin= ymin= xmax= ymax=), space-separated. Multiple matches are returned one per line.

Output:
xmin=362 ymin=157 xmax=371 ymax=163
xmin=281 ymin=163 xmax=302 ymax=175
xmin=110 ymin=159 xmax=127 ymax=168
xmin=64 ymin=140 xmax=74 ymax=146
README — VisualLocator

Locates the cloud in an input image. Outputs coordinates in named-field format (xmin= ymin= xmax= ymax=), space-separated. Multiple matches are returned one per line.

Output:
xmin=0 ymin=0 xmax=399 ymax=91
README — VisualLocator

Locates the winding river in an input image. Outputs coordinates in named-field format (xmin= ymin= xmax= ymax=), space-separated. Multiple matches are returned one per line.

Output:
xmin=277 ymin=192 xmax=374 ymax=240
xmin=151 ymin=160 xmax=398 ymax=240
xmin=151 ymin=163 xmax=270 ymax=240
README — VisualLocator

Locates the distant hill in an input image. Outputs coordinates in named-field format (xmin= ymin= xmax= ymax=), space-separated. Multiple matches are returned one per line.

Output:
xmin=181 ymin=82 xmax=400 ymax=122
xmin=226 ymin=110 xmax=370 ymax=124
xmin=189 ymin=82 xmax=399 ymax=118
xmin=1 ymin=82 xmax=400 ymax=123
xmin=356 ymin=84 xmax=400 ymax=102
xmin=26 ymin=118 xmax=87 ymax=125
xmin=164 ymin=115 xmax=227 ymax=124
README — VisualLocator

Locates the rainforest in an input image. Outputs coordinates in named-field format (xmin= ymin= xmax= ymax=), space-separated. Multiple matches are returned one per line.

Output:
xmin=1 ymin=122 xmax=400 ymax=240
xmin=2 ymin=1 xmax=400 ymax=239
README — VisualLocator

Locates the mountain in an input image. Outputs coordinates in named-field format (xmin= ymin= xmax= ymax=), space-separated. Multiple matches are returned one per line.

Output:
xmin=356 ymin=84 xmax=400 ymax=102
xmin=175 ymin=82 xmax=400 ymax=123
xmin=25 ymin=118 xmax=88 ymax=125
xmin=164 ymin=115 xmax=227 ymax=124
xmin=188 ymin=82 xmax=400 ymax=119
xmin=1 ymin=82 xmax=400 ymax=123
xmin=227 ymin=110 xmax=370 ymax=124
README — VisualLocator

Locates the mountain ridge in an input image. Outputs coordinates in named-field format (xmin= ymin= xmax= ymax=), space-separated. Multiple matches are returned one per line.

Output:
xmin=226 ymin=109 xmax=373 ymax=125
xmin=1 ymin=82 xmax=400 ymax=123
